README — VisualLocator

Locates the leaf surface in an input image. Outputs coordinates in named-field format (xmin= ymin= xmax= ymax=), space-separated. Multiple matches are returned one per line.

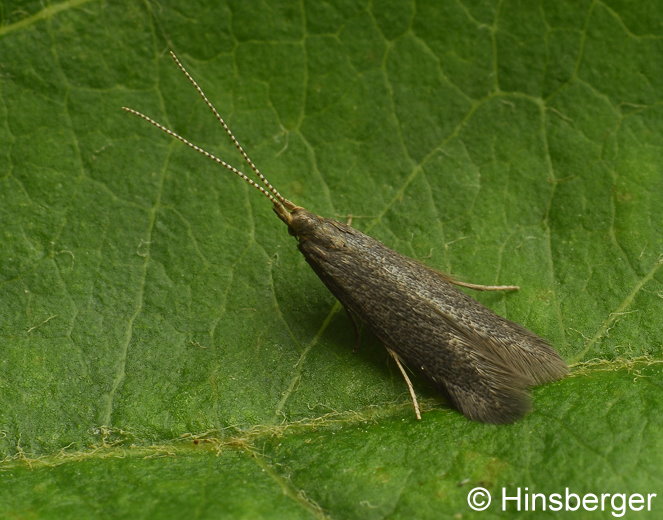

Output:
xmin=1 ymin=1 xmax=661 ymax=518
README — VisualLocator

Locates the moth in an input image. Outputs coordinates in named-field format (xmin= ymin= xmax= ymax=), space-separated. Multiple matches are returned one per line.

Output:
xmin=123 ymin=51 xmax=568 ymax=424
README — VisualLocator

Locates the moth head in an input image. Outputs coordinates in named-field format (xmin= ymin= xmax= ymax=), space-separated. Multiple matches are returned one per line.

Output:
xmin=284 ymin=207 xmax=322 ymax=237
xmin=282 ymin=207 xmax=346 ymax=249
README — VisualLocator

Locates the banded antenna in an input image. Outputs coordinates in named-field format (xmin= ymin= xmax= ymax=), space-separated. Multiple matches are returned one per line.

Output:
xmin=122 ymin=51 xmax=295 ymax=214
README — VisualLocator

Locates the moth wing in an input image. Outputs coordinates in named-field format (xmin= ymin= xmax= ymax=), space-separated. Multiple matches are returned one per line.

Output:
xmin=425 ymin=268 xmax=568 ymax=386
xmin=421 ymin=327 xmax=534 ymax=424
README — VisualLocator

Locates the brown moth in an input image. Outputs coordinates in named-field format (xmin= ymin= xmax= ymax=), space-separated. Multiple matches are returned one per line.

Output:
xmin=123 ymin=51 xmax=568 ymax=424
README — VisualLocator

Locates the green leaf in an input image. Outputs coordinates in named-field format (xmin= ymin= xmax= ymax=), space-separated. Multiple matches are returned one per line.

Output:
xmin=1 ymin=1 xmax=661 ymax=518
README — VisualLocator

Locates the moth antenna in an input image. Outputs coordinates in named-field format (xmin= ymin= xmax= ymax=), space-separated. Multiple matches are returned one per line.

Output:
xmin=121 ymin=106 xmax=282 ymax=207
xmin=167 ymin=50 xmax=288 ymax=206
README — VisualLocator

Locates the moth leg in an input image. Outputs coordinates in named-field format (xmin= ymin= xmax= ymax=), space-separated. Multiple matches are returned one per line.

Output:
xmin=387 ymin=348 xmax=422 ymax=420
xmin=344 ymin=306 xmax=362 ymax=352
xmin=449 ymin=279 xmax=519 ymax=292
